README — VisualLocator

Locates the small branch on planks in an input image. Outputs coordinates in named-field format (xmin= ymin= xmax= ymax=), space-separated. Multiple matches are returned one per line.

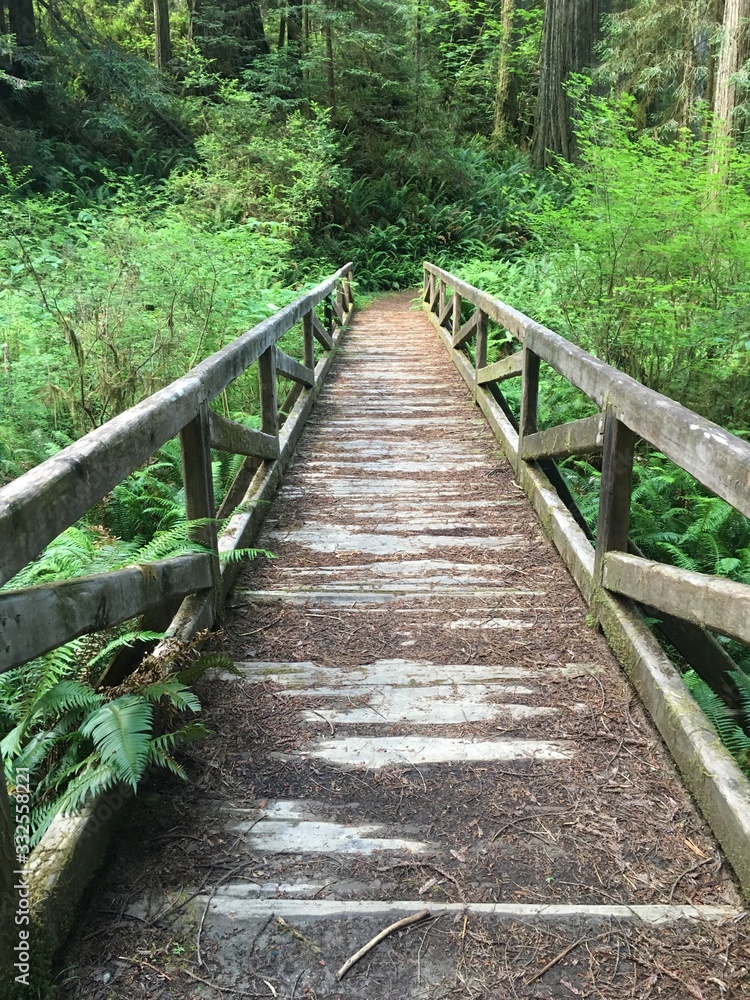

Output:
xmin=335 ymin=909 xmax=431 ymax=981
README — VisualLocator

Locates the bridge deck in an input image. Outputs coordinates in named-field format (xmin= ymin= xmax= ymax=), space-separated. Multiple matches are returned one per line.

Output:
xmin=61 ymin=294 xmax=748 ymax=998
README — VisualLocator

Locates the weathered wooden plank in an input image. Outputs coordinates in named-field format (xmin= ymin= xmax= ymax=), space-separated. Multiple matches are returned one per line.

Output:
xmin=0 ymin=263 xmax=353 ymax=587
xmin=603 ymin=552 xmax=750 ymax=646
xmin=424 ymin=262 xmax=750 ymax=520
xmin=311 ymin=311 xmax=333 ymax=350
xmin=208 ymin=410 xmax=279 ymax=460
xmin=476 ymin=352 xmax=524 ymax=385
xmin=452 ymin=292 xmax=462 ymax=341
xmin=475 ymin=312 xmax=488 ymax=371
xmin=275 ymin=347 xmax=315 ymax=388
xmin=452 ymin=310 xmax=481 ymax=349
xmin=258 ymin=347 xmax=278 ymax=438
xmin=519 ymin=348 xmax=540 ymax=441
xmin=520 ymin=413 xmax=604 ymax=462
xmin=0 ymin=554 xmax=213 ymax=673
xmin=303 ymin=311 xmax=315 ymax=370
xmin=437 ymin=292 xmax=453 ymax=328
xmin=594 ymin=409 xmax=636 ymax=583
xmin=180 ymin=403 xmax=220 ymax=613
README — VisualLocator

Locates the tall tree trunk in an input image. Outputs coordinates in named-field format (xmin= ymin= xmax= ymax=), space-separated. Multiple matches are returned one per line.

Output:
xmin=532 ymin=0 xmax=599 ymax=169
xmin=7 ymin=0 xmax=35 ymax=47
xmin=0 ymin=2 xmax=6 ymax=36
xmin=493 ymin=0 xmax=517 ymax=142
xmin=325 ymin=23 xmax=336 ymax=115
xmin=239 ymin=0 xmax=269 ymax=56
xmin=153 ymin=0 xmax=172 ymax=69
xmin=714 ymin=0 xmax=750 ymax=128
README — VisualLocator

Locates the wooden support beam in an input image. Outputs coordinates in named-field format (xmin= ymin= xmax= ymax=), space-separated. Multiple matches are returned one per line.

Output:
xmin=519 ymin=347 xmax=540 ymax=441
xmin=275 ymin=347 xmax=315 ymax=388
xmin=303 ymin=311 xmax=315 ymax=371
xmin=438 ymin=293 xmax=453 ymax=328
xmin=476 ymin=352 xmax=524 ymax=385
xmin=258 ymin=346 xmax=278 ymax=437
xmin=180 ymin=403 xmax=220 ymax=616
xmin=594 ymin=407 xmax=636 ymax=583
xmin=0 ymin=554 xmax=213 ymax=673
xmin=520 ymin=413 xmax=604 ymax=462
xmin=604 ymin=552 xmax=750 ymax=646
xmin=452 ymin=310 xmax=481 ymax=350
xmin=311 ymin=312 xmax=333 ymax=350
xmin=452 ymin=292 xmax=462 ymax=341
xmin=475 ymin=311 xmax=488 ymax=371
xmin=439 ymin=279 xmax=446 ymax=321
xmin=208 ymin=410 xmax=279 ymax=460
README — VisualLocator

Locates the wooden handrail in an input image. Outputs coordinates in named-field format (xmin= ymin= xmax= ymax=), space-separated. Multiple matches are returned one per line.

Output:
xmin=0 ymin=263 xmax=354 ymax=589
xmin=423 ymin=260 xmax=750 ymax=702
xmin=0 ymin=263 xmax=355 ymax=670
xmin=424 ymin=261 xmax=750 ymax=520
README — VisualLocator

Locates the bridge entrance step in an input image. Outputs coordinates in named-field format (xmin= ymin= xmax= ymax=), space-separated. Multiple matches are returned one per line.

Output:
xmin=59 ymin=293 xmax=748 ymax=998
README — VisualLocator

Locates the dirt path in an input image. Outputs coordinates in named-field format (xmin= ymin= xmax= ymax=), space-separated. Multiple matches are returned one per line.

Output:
xmin=60 ymin=293 xmax=748 ymax=999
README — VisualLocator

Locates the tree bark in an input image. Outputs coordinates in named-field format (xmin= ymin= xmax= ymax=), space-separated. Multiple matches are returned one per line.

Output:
xmin=493 ymin=0 xmax=517 ymax=141
xmin=7 ymin=0 xmax=35 ymax=47
xmin=238 ymin=0 xmax=269 ymax=56
xmin=153 ymin=0 xmax=172 ymax=69
xmin=714 ymin=0 xmax=750 ymax=128
xmin=532 ymin=0 xmax=599 ymax=169
xmin=325 ymin=23 xmax=336 ymax=115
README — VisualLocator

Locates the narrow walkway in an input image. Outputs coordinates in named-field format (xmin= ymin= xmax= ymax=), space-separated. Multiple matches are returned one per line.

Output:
xmin=62 ymin=295 xmax=748 ymax=999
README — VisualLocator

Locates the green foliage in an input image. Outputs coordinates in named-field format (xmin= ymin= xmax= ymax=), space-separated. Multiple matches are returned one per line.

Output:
xmin=684 ymin=670 xmax=750 ymax=775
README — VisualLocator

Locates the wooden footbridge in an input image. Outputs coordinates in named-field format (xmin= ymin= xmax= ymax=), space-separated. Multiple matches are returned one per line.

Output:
xmin=1 ymin=265 xmax=750 ymax=996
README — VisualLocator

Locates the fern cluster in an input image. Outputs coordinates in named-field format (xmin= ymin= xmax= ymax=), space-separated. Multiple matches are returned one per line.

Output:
xmin=684 ymin=670 xmax=750 ymax=775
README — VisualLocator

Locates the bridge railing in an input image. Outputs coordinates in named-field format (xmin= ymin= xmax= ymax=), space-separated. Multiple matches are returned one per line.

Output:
xmin=0 ymin=264 xmax=354 ymax=677
xmin=423 ymin=261 xmax=750 ymax=704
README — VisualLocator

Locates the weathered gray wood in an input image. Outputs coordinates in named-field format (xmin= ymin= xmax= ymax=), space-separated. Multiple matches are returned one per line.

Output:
xmin=594 ymin=408 xmax=636 ymax=583
xmin=437 ymin=293 xmax=453 ymax=328
xmin=258 ymin=347 xmax=278 ymax=438
xmin=334 ymin=287 xmax=345 ymax=324
xmin=439 ymin=279 xmax=446 ymax=321
xmin=0 ymin=554 xmax=213 ymax=673
xmin=519 ymin=348 xmax=540 ymax=441
xmin=311 ymin=312 xmax=333 ymax=350
xmin=452 ymin=292 xmax=462 ymax=341
xmin=475 ymin=311 xmax=488 ymax=371
xmin=424 ymin=262 xmax=750 ymax=520
xmin=180 ymin=403 xmax=220 ymax=614
xmin=275 ymin=347 xmax=315 ymax=388
xmin=520 ymin=413 xmax=604 ymax=462
xmin=0 ymin=263 xmax=353 ymax=587
xmin=303 ymin=311 xmax=315 ymax=370
xmin=452 ymin=310 xmax=481 ymax=349
xmin=604 ymin=552 xmax=750 ymax=646
xmin=476 ymin=352 xmax=524 ymax=385
xmin=208 ymin=410 xmax=280 ymax=460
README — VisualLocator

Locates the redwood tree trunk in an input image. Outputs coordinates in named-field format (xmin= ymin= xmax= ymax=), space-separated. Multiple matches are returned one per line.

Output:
xmin=714 ymin=0 xmax=750 ymax=128
xmin=325 ymin=23 xmax=336 ymax=115
xmin=493 ymin=0 xmax=517 ymax=142
xmin=153 ymin=0 xmax=172 ymax=69
xmin=7 ymin=0 xmax=35 ymax=47
xmin=532 ymin=0 xmax=599 ymax=169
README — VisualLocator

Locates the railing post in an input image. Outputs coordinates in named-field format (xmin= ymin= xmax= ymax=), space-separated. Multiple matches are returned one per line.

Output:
xmin=303 ymin=311 xmax=315 ymax=371
xmin=422 ymin=267 xmax=429 ymax=302
xmin=594 ymin=406 xmax=636 ymax=585
xmin=258 ymin=346 xmax=279 ymax=438
xmin=519 ymin=347 xmax=540 ymax=443
xmin=180 ymin=402 xmax=220 ymax=616
xmin=439 ymin=279 xmax=445 ymax=320
xmin=475 ymin=310 xmax=488 ymax=370
xmin=452 ymin=292 xmax=462 ymax=342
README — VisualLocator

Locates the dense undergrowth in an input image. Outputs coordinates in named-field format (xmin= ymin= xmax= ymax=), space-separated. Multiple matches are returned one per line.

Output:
xmin=4 ymin=32 xmax=750 ymax=841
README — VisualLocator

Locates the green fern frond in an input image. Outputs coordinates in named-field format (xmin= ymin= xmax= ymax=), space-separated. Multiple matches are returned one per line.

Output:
xmin=141 ymin=681 xmax=201 ymax=713
xmin=80 ymin=696 xmax=153 ymax=790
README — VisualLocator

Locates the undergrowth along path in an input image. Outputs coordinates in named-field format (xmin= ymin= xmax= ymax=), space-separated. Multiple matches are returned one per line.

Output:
xmin=61 ymin=293 xmax=748 ymax=999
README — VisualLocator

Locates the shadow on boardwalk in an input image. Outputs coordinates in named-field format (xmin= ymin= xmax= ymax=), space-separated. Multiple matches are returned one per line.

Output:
xmin=59 ymin=294 xmax=749 ymax=999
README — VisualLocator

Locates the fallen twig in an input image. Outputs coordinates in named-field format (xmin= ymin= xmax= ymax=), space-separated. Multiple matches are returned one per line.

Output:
xmin=335 ymin=909 xmax=430 ymax=981
xmin=524 ymin=935 xmax=588 ymax=986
